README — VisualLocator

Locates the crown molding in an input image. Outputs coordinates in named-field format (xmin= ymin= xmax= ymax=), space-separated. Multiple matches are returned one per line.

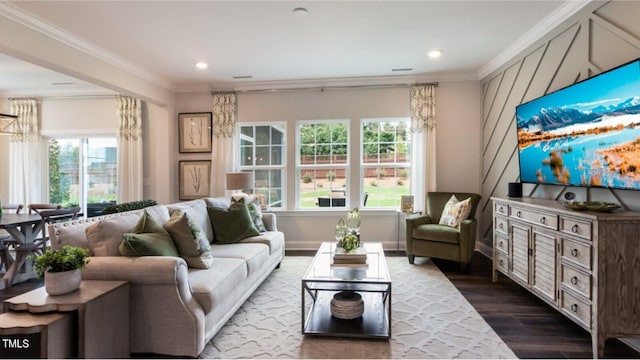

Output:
xmin=477 ymin=0 xmax=592 ymax=80
xmin=0 ymin=2 xmax=173 ymax=91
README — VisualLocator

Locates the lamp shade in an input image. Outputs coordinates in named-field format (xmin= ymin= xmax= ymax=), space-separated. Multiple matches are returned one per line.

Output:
xmin=226 ymin=172 xmax=253 ymax=192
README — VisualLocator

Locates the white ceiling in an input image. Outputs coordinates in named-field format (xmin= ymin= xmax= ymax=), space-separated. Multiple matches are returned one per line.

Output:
xmin=0 ymin=1 xmax=587 ymax=97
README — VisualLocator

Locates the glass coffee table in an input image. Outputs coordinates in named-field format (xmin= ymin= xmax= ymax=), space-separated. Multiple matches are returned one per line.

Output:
xmin=301 ymin=242 xmax=391 ymax=339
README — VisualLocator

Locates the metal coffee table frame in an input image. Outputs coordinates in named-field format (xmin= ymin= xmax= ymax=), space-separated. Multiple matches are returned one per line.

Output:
xmin=301 ymin=242 xmax=392 ymax=339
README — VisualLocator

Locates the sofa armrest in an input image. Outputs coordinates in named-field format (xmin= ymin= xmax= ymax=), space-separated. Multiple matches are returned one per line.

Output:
xmin=262 ymin=212 xmax=278 ymax=231
xmin=82 ymin=256 xmax=189 ymax=285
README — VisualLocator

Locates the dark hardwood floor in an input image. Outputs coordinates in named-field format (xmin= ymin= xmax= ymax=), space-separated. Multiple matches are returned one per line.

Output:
xmin=1 ymin=252 xmax=639 ymax=359
xmin=432 ymin=253 xmax=640 ymax=359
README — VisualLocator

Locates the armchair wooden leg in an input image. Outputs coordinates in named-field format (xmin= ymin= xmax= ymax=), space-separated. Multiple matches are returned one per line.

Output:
xmin=408 ymin=254 xmax=415 ymax=264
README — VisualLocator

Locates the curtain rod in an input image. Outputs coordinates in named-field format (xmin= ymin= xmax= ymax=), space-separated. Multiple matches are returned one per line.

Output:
xmin=211 ymin=81 xmax=438 ymax=95
xmin=8 ymin=94 xmax=117 ymax=101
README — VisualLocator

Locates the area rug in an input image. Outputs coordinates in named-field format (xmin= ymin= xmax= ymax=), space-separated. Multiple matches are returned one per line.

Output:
xmin=200 ymin=256 xmax=517 ymax=359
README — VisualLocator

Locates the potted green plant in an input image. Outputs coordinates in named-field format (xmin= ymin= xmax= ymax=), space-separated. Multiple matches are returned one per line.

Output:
xmin=31 ymin=245 xmax=90 ymax=295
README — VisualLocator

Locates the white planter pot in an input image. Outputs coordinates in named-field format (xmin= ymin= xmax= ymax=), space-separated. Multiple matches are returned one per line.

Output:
xmin=44 ymin=269 xmax=81 ymax=295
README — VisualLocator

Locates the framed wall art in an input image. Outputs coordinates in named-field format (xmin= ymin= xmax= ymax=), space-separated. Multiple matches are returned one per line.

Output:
xmin=179 ymin=160 xmax=211 ymax=200
xmin=401 ymin=195 xmax=414 ymax=213
xmin=178 ymin=112 xmax=212 ymax=153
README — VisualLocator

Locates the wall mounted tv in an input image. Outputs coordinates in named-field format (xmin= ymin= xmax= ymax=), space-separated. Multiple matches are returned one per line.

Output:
xmin=516 ymin=58 xmax=640 ymax=190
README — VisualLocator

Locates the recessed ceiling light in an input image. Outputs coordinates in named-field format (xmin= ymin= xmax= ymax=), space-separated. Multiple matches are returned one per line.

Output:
xmin=233 ymin=75 xmax=253 ymax=79
xmin=51 ymin=82 xmax=74 ymax=86
xmin=392 ymin=68 xmax=413 ymax=72
xmin=195 ymin=62 xmax=208 ymax=69
xmin=428 ymin=50 xmax=443 ymax=59
xmin=293 ymin=7 xmax=308 ymax=16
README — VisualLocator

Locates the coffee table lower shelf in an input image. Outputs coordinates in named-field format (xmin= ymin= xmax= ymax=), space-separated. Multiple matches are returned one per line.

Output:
xmin=302 ymin=291 xmax=390 ymax=339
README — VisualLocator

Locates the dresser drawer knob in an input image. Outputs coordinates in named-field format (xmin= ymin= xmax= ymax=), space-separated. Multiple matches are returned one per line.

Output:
xmin=499 ymin=259 xmax=504 ymax=266
xmin=516 ymin=211 xmax=522 ymax=217
xmin=571 ymin=248 xmax=579 ymax=257
xmin=571 ymin=276 xmax=578 ymax=285
xmin=540 ymin=216 xmax=547 ymax=224
xmin=499 ymin=206 xmax=504 ymax=213
xmin=498 ymin=223 xmax=504 ymax=230
xmin=571 ymin=224 xmax=579 ymax=233
xmin=571 ymin=304 xmax=579 ymax=312
xmin=499 ymin=240 xmax=504 ymax=248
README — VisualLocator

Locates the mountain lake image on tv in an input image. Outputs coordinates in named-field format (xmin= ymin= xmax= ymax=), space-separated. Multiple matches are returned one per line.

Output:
xmin=516 ymin=58 xmax=640 ymax=190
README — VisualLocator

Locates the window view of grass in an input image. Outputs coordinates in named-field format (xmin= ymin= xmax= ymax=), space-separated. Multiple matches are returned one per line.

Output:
xmin=298 ymin=119 xmax=411 ymax=209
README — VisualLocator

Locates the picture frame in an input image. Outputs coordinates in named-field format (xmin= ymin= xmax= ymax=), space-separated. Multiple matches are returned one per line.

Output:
xmin=179 ymin=160 xmax=211 ymax=200
xmin=401 ymin=195 xmax=414 ymax=213
xmin=178 ymin=112 xmax=212 ymax=153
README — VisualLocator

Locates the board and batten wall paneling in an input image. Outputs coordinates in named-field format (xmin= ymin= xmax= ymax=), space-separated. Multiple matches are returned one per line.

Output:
xmin=480 ymin=1 xmax=640 ymax=256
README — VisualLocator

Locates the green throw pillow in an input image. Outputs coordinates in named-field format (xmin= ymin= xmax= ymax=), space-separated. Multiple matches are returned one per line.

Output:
xmin=207 ymin=198 xmax=260 ymax=244
xmin=119 ymin=210 xmax=179 ymax=257
xmin=231 ymin=195 xmax=267 ymax=232
xmin=164 ymin=209 xmax=213 ymax=268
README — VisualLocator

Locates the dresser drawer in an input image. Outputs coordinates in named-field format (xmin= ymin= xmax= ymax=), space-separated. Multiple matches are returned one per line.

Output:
xmin=494 ymin=202 xmax=509 ymax=216
xmin=561 ymin=237 xmax=592 ymax=270
xmin=495 ymin=251 xmax=509 ymax=274
xmin=560 ymin=290 xmax=591 ymax=329
xmin=511 ymin=206 xmax=558 ymax=230
xmin=561 ymin=263 xmax=591 ymax=299
xmin=560 ymin=216 xmax=592 ymax=240
xmin=494 ymin=216 xmax=508 ymax=236
xmin=494 ymin=234 xmax=509 ymax=255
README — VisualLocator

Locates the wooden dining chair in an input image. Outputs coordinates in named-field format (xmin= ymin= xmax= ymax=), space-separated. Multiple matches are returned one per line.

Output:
xmin=27 ymin=203 xmax=62 ymax=215
xmin=8 ymin=206 xmax=81 ymax=286
xmin=0 ymin=204 xmax=25 ymax=272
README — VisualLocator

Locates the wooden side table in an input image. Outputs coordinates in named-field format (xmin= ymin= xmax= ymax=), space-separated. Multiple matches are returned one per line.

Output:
xmin=0 ymin=311 xmax=75 ymax=358
xmin=3 ymin=280 xmax=130 ymax=358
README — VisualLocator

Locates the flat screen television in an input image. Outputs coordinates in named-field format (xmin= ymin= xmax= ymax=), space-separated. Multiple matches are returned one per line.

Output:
xmin=516 ymin=57 xmax=640 ymax=190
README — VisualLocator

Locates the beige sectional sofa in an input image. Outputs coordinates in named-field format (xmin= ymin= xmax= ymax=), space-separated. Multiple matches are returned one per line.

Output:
xmin=49 ymin=197 xmax=285 ymax=357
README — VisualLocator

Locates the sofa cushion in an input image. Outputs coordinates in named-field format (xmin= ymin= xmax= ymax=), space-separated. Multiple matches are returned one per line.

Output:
xmin=86 ymin=212 xmax=142 ymax=256
xmin=207 ymin=199 xmax=260 ymax=244
xmin=439 ymin=195 xmax=472 ymax=228
xmin=188 ymin=258 xmax=247 ymax=313
xmin=238 ymin=231 xmax=284 ymax=255
xmin=164 ymin=209 xmax=213 ymax=269
xmin=167 ymin=199 xmax=214 ymax=244
xmin=119 ymin=211 xmax=179 ymax=256
xmin=210 ymin=243 xmax=269 ymax=276
xmin=413 ymin=223 xmax=460 ymax=244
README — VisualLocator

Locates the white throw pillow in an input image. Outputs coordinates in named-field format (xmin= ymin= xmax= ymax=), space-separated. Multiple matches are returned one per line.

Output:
xmin=439 ymin=195 xmax=472 ymax=228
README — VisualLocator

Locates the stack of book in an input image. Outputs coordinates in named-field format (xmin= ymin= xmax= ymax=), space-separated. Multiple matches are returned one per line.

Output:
xmin=333 ymin=247 xmax=367 ymax=266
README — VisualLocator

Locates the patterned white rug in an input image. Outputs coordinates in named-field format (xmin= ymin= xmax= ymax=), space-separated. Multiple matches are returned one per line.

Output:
xmin=200 ymin=256 xmax=517 ymax=359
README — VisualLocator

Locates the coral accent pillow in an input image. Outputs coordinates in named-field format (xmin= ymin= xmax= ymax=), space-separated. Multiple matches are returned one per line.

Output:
xmin=439 ymin=195 xmax=472 ymax=228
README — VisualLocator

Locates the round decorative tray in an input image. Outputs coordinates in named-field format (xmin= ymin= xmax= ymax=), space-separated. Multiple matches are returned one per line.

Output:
xmin=563 ymin=201 xmax=621 ymax=212
xmin=330 ymin=291 xmax=364 ymax=320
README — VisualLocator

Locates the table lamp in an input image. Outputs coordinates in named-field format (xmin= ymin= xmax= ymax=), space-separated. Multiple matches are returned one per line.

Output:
xmin=226 ymin=172 xmax=253 ymax=194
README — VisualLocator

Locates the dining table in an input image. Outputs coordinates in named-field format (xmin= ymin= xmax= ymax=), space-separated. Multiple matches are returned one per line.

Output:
xmin=0 ymin=213 xmax=44 ymax=290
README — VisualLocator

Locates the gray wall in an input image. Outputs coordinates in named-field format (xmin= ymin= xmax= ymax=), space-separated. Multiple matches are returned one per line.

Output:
xmin=480 ymin=0 xmax=640 ymax=255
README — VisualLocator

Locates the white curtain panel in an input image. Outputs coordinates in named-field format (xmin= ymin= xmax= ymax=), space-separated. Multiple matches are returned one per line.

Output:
xmin=9 ymin=98 xmax=40 ymax=205
xmin=211 ymin=92 xmax=237 ymax=196
xmin=410 ymin=85 xmax=437 ymax=211
xmin=116 ymin=95 xmax=143 ymax=202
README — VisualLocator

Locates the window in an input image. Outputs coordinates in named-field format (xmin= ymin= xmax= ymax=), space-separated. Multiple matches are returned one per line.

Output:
xmin=297 ymin=120 xmax=349 ymax=209
xmin=238 ymin=124 xmax=286 ymax=208
xmin=48 ymin=137 xmax=117 ymax=216
xmin=361 ymin=119 xmax=411 ymax=208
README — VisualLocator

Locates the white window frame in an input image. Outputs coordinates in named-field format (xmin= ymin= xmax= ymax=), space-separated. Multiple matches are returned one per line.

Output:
xmin=296 ymin=119 xmax=350 ymax=210
xmin=360 ymin=117 xmax=412 ymax=209
xmin=236 ymin=122 xmax=287 ymax=209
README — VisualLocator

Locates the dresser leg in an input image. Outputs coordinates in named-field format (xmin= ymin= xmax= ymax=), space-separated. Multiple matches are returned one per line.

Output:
xmin=592 ymin=332 xmax=605 ymax=359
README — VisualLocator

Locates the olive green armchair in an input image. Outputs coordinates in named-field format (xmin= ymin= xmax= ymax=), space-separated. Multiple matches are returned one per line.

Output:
xmin=405 ymin=191 xmax=481 ymax=271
